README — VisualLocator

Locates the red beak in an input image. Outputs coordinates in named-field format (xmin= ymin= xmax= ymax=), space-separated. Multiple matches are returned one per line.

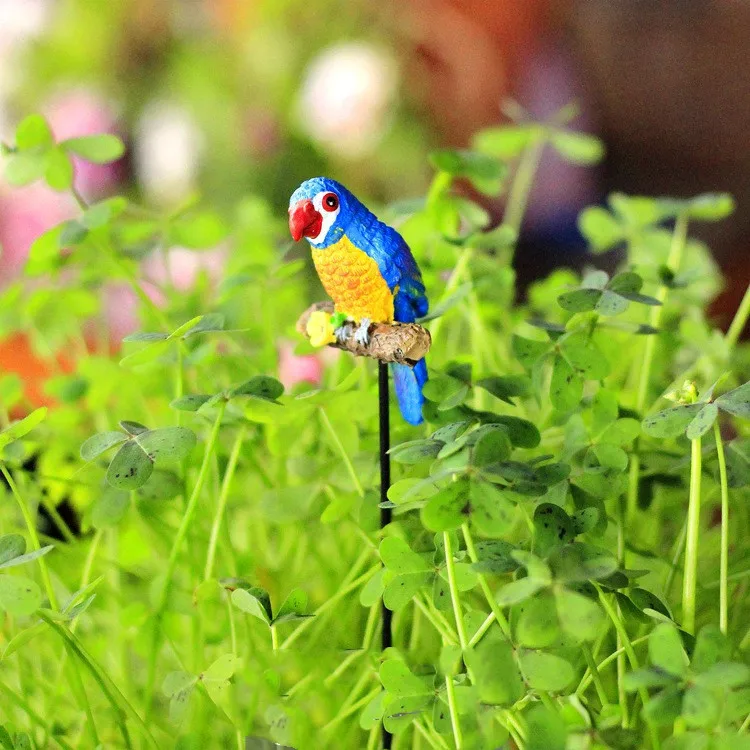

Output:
xmin=289 ymin=199 xmax=322 ymax=241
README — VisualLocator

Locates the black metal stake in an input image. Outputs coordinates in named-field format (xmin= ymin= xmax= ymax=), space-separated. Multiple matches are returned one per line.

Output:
xmin=378 ymin=360 xmax=393 ymax=749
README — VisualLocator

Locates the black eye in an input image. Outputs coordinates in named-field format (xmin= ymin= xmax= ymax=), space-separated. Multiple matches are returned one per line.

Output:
xmin=322 ymin=193 xmax=339 ymax=212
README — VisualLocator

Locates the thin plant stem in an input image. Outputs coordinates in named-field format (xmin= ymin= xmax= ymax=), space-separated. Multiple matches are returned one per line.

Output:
xmin=664 ymin=516 xmax=688 ymax=600
xmin=462 ymin=524 xmax=511 ymax=636
xmin=503 ymin=126 xmax=545 ymax=243
xmin=726 ymin=282 xmax=750 ymax=349
xmin=0 ymin=464 xmax=103 ymax=741
xmin=271 ymin=623 xmax=279 ymax=651
xmin=1 ymin=464 xmax=58 ymax=608
xmin=627 ymin=212 xmax=689 ymax=523
xmin=683 ymin=437 xmax=703 ymax=634
xmin=597 ymin=588 xmax=661 ymax=749
xmin=38 ymin=612 xmax=159 ymax=749
xmin=714 ymin=421 xmax=730 ymax=634
xmin=442 ymin=532 xmax=468 ymax=650
xmin=413 ymin=720 xmax=448 ymax=750
xmin=280 ymin=561 xmax=379 ymax=649
xmin=322 ymin=670 xmax=376 ymax=733
xmin=204 ymin=424 xmax=246 ymax=581
xmin=366 ymin=725 xmax=380 ymax=750
xmin=582 ymin=642 xmax=609 ymax=706
xmin=0 ymin=681 xmax=74 ymax=750
xmin=145 ymin=401 xmax=226 ymax=714
xmin=577 ymin=635 xmax=650 ymax=695
xmin=438 ymin=674 xmax=459 ymax=749
xmin=413 ymin=596 xmax=458 ymax=645
xmin=319 ymin=407 xmax=365 ymax=497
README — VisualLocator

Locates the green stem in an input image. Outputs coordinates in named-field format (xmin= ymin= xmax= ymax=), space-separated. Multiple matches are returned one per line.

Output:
xmin=413 ymin=596 xmax=458 ymax=645
xmin=280 ymin=561 xmax=378 ymax=649
xmin=462 ymin=523 xmax=511 ymax=637
xmin=1 ymin=464 xmax=58 ymax=609
xmin=204 ymin=425 xmax=246 ymax=581
xmin=683 ymin=437 xmax=703 ymax=634
xmin=726 ymin=282 xmax=750 ymax=349
xmin=429 ymin=246 xmax=473 ymax=346
xmin=0 ymin=681 xmax=74 ymax=749
xmin=582 ymin=642 xmax=609 ymax=706
xmin=442 ymin=532 xmax=468 ymax=650
xmin=319 ymin=407 xmax=365 ymax=497
xmin=38 ymin=612 xmax=158 ymax=749
xmin=503 ymin=127 xmax=545 ymax=241
xmin=714 ymin=422 xmax=730 ymax=635
xmin=145 ymin=401 xmax=226 ymax=714
xmin=627 ymin=212 xmax=689 ymax=522
xmin=413 ymin=720 xmax=449 ymax=750
xmin=597 ymin=588 xmax=661 ymax=749
xmin=271 ymin=623 xmax=279 ymax=651
xmin=444 ymin=674 xmax=464 ymax=748
xmin=577 ymin=635 xmax=650 ymax=695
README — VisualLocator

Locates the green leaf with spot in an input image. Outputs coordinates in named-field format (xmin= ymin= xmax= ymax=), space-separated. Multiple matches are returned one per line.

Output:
xmin=470 ymin=480 xmax=516 ymax=537
xmin=421 ymin=481 xmax=468 ymax=532
xmin=512 ymin=335 xmax=550 ymax=371
xmin=550 ymin=355 xmax=582 ymax=412
xmin=80 ymin=431 xmax=127 ymax=461
xmin=642 ymin=404 xmax=704 ymax=438
xmin=716 ymin=382 xmax=750 ymax=419
xmin=231 ymin=375 xmax=283 ymax=402
xmin=474 ymin=375 xmax=530 ymax=404
xmin=0 ymin=535 xmax=25 ymax=566
xmin=0 ymin=576 xmax=42 ymax=616
xmin=686 ymin=403 xmax=719 ymax=440
xmin=273 ymin=589 xmax=309 ymax=623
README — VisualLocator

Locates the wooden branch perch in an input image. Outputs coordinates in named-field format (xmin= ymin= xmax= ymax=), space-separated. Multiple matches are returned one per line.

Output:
xmin=296 ymin=302 xmax=431 ymax=366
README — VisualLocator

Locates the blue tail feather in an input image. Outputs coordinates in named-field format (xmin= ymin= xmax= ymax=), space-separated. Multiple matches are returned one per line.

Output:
xmin=392 ymin=359 xmax=428 ymax=425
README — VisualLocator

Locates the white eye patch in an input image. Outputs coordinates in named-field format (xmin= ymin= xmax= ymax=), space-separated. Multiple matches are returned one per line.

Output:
xmin=308 ymin=190 xmax=340 ymax=245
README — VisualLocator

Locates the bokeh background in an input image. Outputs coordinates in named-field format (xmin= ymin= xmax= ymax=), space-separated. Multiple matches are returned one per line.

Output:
xmin=1 ymin=0 xmax=749 ymax=338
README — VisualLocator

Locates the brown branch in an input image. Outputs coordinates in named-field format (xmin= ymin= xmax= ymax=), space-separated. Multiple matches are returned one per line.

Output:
xmin=296 ymin=301 xmax=431 ymax=366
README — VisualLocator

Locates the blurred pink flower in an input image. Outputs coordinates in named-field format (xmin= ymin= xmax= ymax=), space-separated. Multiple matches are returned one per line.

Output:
xmin=45 ymin=88 xmax=123 ymax=200
xmin=0 ymin=184 xmax=74 ymax=284
xmin=98 ymin=283 xmax=139 ymax=342
xmin=141 ymin=247 xmax=226 ymax=293
xmin=278 ymin=342 xmax=323 ymax=389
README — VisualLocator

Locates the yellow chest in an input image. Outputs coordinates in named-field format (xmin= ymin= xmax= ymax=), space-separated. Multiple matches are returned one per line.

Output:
xmin=311 ymin=237 xmax=394 ymax=323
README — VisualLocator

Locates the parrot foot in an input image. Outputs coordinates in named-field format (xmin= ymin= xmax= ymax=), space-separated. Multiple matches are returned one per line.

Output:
xmin=334 ymin=325 xmax=349 ymax=343
xmin=354 ymin=318 xmax=371 ymax=346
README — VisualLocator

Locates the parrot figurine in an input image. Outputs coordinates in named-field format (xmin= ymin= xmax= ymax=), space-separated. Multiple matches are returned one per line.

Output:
xmin=289 ymin=177 xmax=429 ymax=425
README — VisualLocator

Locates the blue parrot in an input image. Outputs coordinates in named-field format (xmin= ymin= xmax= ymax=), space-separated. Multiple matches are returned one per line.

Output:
xmin=289 ymin=177 xmax=428 ymax=425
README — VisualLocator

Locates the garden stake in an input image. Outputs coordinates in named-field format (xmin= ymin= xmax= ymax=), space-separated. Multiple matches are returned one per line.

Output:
xmin=379 ymin=359 xmax=394 ymax=748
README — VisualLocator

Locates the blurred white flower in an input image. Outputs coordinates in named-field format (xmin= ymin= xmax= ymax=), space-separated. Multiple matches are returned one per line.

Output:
xmin=134 ymin=101 xmax=204 ymax=205
xmin=297 ymin=42 xmax=398 ymax=158
xmin=0 ymin=0 xmax=50 ymax=53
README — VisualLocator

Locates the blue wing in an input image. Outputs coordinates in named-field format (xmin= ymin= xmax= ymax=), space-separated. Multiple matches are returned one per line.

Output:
xmin=347 ymin=211 xmax=428 ymax=324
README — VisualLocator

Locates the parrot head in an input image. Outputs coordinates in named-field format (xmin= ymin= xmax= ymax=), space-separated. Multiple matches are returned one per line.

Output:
xmin=288 ymin=177 xmax=357 ymax=248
